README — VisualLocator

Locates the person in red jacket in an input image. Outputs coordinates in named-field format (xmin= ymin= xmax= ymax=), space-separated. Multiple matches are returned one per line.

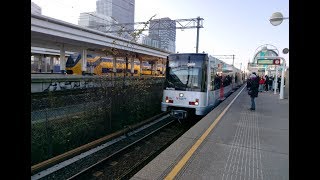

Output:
xmin=259 ymin=76 xmax=265 ymax=92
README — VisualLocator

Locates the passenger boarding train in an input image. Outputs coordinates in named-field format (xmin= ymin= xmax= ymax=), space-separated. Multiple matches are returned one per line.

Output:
xmin=161 ymin=53 xmax=242 ymax=117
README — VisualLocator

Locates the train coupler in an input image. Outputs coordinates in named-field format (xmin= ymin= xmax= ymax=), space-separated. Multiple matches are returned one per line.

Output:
xmin=170 ymin=110 xmax=188 ymax=123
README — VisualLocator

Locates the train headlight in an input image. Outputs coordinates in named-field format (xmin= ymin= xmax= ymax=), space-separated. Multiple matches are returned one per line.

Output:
xmin=189 ymin=99 xmax=199 ymax=106
xmin=179 ymin=93 xmax=184 ymax=97
xmin=195 ymin=99 xmax=199 ymax=106
xmin=165 ymin=96 xmax=173 ymax=103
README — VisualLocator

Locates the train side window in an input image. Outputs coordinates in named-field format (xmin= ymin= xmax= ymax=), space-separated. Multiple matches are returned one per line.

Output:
xmin=66 ymin=56 xmax=74 ymax=65
xmin=210 ymin=68 xmax=215 ymax=91
xmin=102 ymin=68 xmax=111 ymax=73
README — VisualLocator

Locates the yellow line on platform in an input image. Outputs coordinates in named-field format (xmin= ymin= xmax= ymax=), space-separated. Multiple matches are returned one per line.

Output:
xmin=164 ymin=86 xmax=246 ymax=180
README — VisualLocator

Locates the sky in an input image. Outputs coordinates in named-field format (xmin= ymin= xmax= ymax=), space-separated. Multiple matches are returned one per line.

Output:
xmin=32 ymin=0 xmax=289 ymax=70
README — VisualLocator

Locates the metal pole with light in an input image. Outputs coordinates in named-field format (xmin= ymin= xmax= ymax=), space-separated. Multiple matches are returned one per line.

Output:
xmin=279 ymin=48 xmax=289 ymax=99
xmin=279 ymin=57 xmax=286 ymax=99
xmin=274 ymin=66 xmax=278 ymax=94
xmin=269 ymin=12 xmax=288 ymax=99
xmin=269 ymin=12 xmax=289 ymax=26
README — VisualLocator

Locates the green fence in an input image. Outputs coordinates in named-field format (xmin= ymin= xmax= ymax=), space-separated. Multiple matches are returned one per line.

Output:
xmin=31 ymin=76 xmax=164 ymax=165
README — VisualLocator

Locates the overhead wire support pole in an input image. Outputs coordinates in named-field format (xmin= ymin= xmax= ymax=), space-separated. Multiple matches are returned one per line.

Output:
xmin=91 ymin=16 xmax=204 ymax=51
xmin=196 ymin=16 xmax=201 ymax=53
xmin=232 ymin=54 xmax=234 ymax=66
xmin=99 ymin=17 xmax=204 ymax=33
xmin=232 ymin=54 xmax=235 ymax=89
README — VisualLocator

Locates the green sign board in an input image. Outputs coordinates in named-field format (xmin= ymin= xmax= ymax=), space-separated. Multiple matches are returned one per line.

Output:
xmin=257 ymin=59 xmax=274 ymax=65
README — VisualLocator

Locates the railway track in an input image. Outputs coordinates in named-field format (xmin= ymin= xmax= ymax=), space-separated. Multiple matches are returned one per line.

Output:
xmin=69 ymin=115 xmax=199 ymax=180
xmin=31 ymin=112 xmax=198 ymax=180
xmin=68 ymin=113 xmax=200 ymax=180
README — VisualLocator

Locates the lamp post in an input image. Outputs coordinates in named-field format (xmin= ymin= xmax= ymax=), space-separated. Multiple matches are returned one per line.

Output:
xmin=269 ymin=12 xmax=288 ymax=26
xmin=279 ymin=57 xmax=286 ymax=99
xmin=274 ymin=66 xmax=278 ymax=95
xmin=269 ymin=12 xmax=288 ymax=99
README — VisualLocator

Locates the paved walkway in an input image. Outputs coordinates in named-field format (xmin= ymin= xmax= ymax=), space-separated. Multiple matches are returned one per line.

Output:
xmin=132 ymin=85 xmax=289 ymax=180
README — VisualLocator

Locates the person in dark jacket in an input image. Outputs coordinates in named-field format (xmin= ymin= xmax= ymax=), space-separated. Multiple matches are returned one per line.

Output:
xmin=264 ymin=75 xmax=269 ymax=91
xmin=277 ymin=76 xmax=281 ymax=92
xmin=247 ymin=72 xmax=259 ymax=110
xmin=246 ymin=77 xmax=251 ymax=90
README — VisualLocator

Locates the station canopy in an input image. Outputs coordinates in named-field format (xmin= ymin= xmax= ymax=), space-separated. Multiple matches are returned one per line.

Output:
xmin=253 ymin=46 xmax=279 ymax=64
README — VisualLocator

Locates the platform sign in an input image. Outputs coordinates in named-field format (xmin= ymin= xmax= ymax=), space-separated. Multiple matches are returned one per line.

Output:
xmin=222 ymin=64 xmax=233 ymax=72
xmin=257 ymin=58 xmax=281 ymax=65
xmin=257 ymin=59 xmax=274 ymax=65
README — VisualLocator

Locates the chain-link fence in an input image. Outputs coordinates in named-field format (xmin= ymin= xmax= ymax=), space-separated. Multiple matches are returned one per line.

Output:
xmin=31 ymin=76 xmax=164 ymax=165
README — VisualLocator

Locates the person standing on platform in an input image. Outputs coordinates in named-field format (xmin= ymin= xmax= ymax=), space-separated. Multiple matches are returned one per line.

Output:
xmin=269 ymin=75 xmax=274 ymax=91
xmin=247 ymin=72 xmax=259 ymax=111
xmin=264 ymin=75 xmax=269 ymax=91
xmin=258 ymin=76 xmax=265 ymax=92
xmin=277 ymin=76 xmax=281 ymax=92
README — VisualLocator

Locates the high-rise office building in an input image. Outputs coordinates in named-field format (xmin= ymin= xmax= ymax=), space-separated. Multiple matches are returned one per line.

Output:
xmin=138 ymin=35 xmax=160 ymax=49
xmin=149 ymin=18 xmax=176 ymax=53
xmin=96 ymin=0 xmax=135 ymax=31
xmin=78 ymin=12 xmax=115 ymax=29
xmin=31 ymin=1 xmax=42 ymax=15
xmin=78 ymin=12 xmax=132 ymax=39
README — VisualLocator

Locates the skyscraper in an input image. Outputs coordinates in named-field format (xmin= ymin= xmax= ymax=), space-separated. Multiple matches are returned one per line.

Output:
xmin=149 ymin=18 xmax=176 ymax=53
xmin=96 ymin=0 xmax=135 ymax=31
xmin=138 ymin=35 xmax=160 ymax=49
xmin=78 ymin=12 xmax=116 ymax=30
xmin=31 ymin=1 xmax=42 ymax=15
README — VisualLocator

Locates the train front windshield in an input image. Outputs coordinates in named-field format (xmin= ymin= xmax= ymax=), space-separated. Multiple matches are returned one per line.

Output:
xmin=165 ymin=54 xmax=207 ymax=92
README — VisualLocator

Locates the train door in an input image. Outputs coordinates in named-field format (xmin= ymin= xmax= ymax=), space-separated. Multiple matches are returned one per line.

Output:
xmin=208 ymin=58 xmax=216 ymax=106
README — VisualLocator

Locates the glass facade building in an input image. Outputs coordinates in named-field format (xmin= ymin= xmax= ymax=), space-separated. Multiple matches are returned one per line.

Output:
xmin=96 ymin=0 xmax=135 ymax=31
xmin=149 ymin=18 xmax=176 ymax=53
xmin=31 ymin=1 xmax=42 ymax=15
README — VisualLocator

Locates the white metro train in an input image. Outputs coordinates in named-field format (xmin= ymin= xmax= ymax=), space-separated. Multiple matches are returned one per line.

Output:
xmin=161 ymin=53 xmax=242 ymax=118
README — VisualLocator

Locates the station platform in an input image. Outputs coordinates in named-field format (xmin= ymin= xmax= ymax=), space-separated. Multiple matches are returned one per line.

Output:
xmin=131 ymin=84 xmax=289 ymax=180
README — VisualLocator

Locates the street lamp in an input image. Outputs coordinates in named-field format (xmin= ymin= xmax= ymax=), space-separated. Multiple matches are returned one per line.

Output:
xmin=282 ymin=48 xmax=289 ymax=54
xmin=278 ymin=57 xmax=286 ymax=99
xmin=269 ymin=12 xmax=289 ymax=26
xmin=269 ymin=12 xmax=288 ymax=99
